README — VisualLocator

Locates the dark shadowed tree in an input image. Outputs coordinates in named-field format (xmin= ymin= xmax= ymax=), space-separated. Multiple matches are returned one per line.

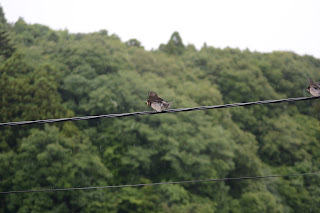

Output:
xmin=0 ymin=7 xmax=15 ymax=59
xmin=0 ymin=6 xmax=6 ymax=25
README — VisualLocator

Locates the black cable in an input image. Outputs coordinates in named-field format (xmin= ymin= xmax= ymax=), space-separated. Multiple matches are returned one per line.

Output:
xmin=0 ymin=172 xmax=319 ymax=194
xmin=0 ymin=96 xmax=319 ymax=127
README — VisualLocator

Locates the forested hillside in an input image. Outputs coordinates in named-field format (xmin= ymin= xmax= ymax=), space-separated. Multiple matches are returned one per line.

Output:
xmin=1 ymin=7 xmax=320 ymax=212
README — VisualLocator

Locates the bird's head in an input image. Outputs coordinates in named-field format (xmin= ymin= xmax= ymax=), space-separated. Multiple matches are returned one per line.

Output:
xmin=307 ymin=86 xmax=310 ymax=92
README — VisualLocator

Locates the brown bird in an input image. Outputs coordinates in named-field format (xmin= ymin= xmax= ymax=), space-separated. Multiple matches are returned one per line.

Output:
xmin=146 ymin=91 xmax=172 ymax=112
xmin=307 ymin=78 xmax=320 ymax=96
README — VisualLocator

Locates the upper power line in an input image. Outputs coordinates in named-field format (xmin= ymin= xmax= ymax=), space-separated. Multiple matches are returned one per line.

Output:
xmin=0 ymin=96 xmax=319 ymax=127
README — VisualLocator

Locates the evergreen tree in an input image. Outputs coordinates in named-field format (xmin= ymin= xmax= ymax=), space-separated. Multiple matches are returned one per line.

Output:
xmin=159 ymin=31 xmax=185 ymax=55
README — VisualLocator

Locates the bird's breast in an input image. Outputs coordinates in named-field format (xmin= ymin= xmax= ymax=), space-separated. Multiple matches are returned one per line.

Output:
xmin=151 ymin=102 xmax=163 ymax=112
xmin=310 ymin=88 xmax=320 ymax=96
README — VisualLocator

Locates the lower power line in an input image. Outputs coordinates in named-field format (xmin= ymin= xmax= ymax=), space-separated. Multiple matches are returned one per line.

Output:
xmin=1 ymin=172 xmax=319 ymax=194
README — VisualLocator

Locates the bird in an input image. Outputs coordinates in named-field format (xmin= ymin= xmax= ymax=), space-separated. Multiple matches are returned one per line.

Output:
xmin=146 ymin=91 xmax=172 ymax=112
xmin=307 ymin=78 xmax=320 ymax=96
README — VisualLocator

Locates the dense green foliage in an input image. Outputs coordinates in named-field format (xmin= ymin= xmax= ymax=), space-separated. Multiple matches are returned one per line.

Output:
xmin=1 ymin=7 xmax=320 ymax=212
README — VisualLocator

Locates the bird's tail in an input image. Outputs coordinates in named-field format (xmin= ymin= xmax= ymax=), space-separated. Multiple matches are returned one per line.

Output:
xmin=163 ymin=101 xmax=173 ymax=109
xmin=168 ymin=101 xmax=174 ymax=109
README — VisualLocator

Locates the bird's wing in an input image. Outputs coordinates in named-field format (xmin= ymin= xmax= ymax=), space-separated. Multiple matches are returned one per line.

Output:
xmin=161 ymin=101 xmax=171 ymax=109
xmin=314 ymin=82 xmax=320 ymax=89
xmin=308 ymin=77 xmax=314 ymax=84
xmin=148 ymin=91 xmax=163 ymax=102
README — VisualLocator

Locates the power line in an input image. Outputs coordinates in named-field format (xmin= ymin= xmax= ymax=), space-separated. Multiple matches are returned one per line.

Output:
xmin=0 ymin=172 xmax=319 ymax=194
xmin=0 ymin=96 xmax=319 ymax=127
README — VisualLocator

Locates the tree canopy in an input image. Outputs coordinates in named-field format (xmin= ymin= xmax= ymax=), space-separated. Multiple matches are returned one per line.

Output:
xmin=1 ymin=6 xmax=320 ymax=212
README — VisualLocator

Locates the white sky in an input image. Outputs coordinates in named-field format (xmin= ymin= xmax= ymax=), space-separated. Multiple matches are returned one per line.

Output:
xmin=1 ymin=0 xmax=320 ymax=58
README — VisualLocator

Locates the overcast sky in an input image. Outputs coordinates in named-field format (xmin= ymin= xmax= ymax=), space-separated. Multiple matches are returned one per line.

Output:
xmin=1 ymin=0 xmax=320 ymax=58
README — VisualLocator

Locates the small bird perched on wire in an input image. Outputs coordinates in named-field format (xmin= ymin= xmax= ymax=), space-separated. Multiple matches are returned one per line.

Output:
xmin=146 ymin=91 xmax=172 ymax=112
xmin=307 ymin=78 xmax=320 ymax=96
